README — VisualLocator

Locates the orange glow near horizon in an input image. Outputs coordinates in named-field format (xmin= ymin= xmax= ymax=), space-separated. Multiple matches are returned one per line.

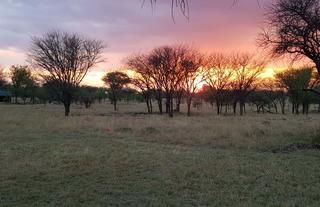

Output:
xmin=82 ymin=66 xmax=286 ymax=88
xmin=2 ymin=63 xmax=287 ymax=88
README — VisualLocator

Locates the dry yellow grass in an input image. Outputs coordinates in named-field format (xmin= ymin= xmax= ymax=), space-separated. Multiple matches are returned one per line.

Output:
xmin=1 ymin=102 xmax=320 ymax=206
xmin=1 ymin=102 xmax=318 ymax=149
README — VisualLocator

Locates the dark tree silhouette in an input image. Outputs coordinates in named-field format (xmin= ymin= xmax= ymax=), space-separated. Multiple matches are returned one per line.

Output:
xmin=127 ymin=54 xmax=155 ymax=114
xmin=29 ymin=31 xmax=103 ymax=116
xmin=102 ymin=71 xmax=131 ymax=111
xmin=259 ymin=0 xmax=320 ymax=74
xmin=204 ymin=53 xmax=234 ymax=115
xmin=148 ymin=45 xmax=189 ymax=117
xmin=76 ymin=86 xmax=97 ymax=109
xmin=9 ymin=65 xmax=37 ymax=104
xmin=230 ymin=53 xmax=266 ymax=115
xmin=179 ymin=48 xmax=204 ymax=116
xmin=0 ymin=68 xmax=8 ymax=89
xmin=276 ymin=67 xmax=314 ymax=114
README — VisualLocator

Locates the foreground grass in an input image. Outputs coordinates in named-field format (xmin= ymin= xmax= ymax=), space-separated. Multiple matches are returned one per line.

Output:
xmin=1 ymin=103 xmax=320 ymax=206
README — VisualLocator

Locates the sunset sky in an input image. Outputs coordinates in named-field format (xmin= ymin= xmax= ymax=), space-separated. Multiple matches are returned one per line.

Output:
xmin=0 ymin=0 xmax=286 ymax=86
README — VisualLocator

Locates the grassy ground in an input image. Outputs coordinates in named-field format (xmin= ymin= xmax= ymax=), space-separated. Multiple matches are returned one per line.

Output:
xmin=1 ymin=103 xmax=320 ymax=206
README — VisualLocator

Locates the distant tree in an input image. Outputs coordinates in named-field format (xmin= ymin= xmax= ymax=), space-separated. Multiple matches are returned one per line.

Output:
xmin=148 ymin=45 xmax=189 ymax=117
xmin=120 ymin=88 xmax=142 ymax=103
xmin=34 ymin=86 xmax=50 ymax=104
xmin=262 ymin=79 xmax=287 ymax=114
xmin=127 ymin=54 xmax=155 ymax=113
xmin=259 ymin=0 xmax=320 ymax=76
xmin=248 ymin=90 xmax=271 ymax=113
xmin=276 ymin=67 xmax=314 ymax=114
xmin=95 ymin=88 xmax=107 ymax=103
xmin=102 ymin=71 xmax=131 ymax=111
xmin=9 ymin=65 xmax=37 ymax=104
xmin=76 ymin=86 xmax=97 ymax=109
xmin=230 ymin=53 xmax=266 ymax=115
xmin=0 ymin=68 xmax=8 ymax=89
xmin=179 ymin=48 xmax=204 ymax=116
xmin=29 ymin=31 xmax=103 ymax=116
xmin=204 ymin=53 xmax=234 ymax=115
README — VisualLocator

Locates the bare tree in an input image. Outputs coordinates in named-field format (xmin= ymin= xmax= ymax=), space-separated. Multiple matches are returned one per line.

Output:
xmin=179 ymin=48 xmax=204 ymax=116
xmin=127 ymin=54 xmax=155 ymax=113
xmin=259 ymin=0 xmax=320 ymax=74
xmin=148 ymin=45 xmax=189 ymax=117
xmin=204 ymin=53 xmax=234 ymax=115
xmin=262 ymin=79 xmax=287 ymax=114
xmin=29 ymin=31 xmax=103 ymax=116
xmin=230 ymin=53 xmax=266 ymax=115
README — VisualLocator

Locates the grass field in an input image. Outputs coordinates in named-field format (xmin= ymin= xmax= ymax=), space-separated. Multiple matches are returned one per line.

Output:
xmin=1 ymin=103 xmax=320 ymax=206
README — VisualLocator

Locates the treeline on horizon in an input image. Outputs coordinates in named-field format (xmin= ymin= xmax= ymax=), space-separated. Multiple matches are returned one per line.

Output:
xmin=1 ymin=54 xmax=319 ymax=117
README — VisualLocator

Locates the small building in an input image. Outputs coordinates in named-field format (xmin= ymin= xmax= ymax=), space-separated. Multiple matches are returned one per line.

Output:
xmin=0 ymin=89 xmax=11 ymax=102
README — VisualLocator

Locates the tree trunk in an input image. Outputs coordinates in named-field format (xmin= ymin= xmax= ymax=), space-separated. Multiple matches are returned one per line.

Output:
xmin=113 ymin=100 xmax=117 ymax=111
xmin=169 ymin=96 xmax=174 ymax=117
xmin=112 ymin=90 xmax=117 ymax=111
xmin=187 ymin=97 xmax=192 ymax=117
xmin=274 ymin=102 xmax=278 ymax=114
xmin=147 ymin=100 xmax=150 ymax=113
xmin=281 ymin=103 xmax=285 ymax=115
xmin=292 ymin=104 xmax=295 ymax=114
xmin=149 ymin=99 xmax=153 ymax=114
xmin=158 ymin=98 xmax=162 ymax=114
xmin=146 ymin=98 xmax=151 ymax=113
xmin=295 ymin=104 xmax=299 ymax=114
xmin=216 ymin=101 xmax=220 ymax=115
xmin=157 ymin=90 xmax=163 ymax=114
xmin=175 ymin=92 xmax=182 ymax=112
xmin=239 ymin=101 xmax=244 ymax=116
xmin=233 ymin=102 xmax=237 ymax=115
xmin=64 ymin=101 xmax=71 ymax=116
xmin=176 ymin=100 xmax=181 ymax=112
xmin=63 ymin=91 xmax=72 ymax=117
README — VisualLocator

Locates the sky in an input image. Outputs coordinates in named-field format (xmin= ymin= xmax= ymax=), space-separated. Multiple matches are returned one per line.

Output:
xmin=0 ymin=0 xmax=279 ymax=86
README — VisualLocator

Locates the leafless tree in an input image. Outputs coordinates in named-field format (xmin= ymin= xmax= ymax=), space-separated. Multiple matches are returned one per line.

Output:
xmin=259 ymin=0 xmax=320 ymax=75
xmin=29 ymin=31 xmax=103 ymax=116
xmin=230 ymin=53 xmax=266 ymax=115
xmin=204 ymin=53 xmax=234 ymax=115
xmin=261 ymin=79 xmax=287 ymax=114
xmin=179 ymin=47 xmax=204 ymax=116
xmin=127 ymin=54 xmax=155 ymax=113
xmin=148 ymin=45 xmax=188 ymax=117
